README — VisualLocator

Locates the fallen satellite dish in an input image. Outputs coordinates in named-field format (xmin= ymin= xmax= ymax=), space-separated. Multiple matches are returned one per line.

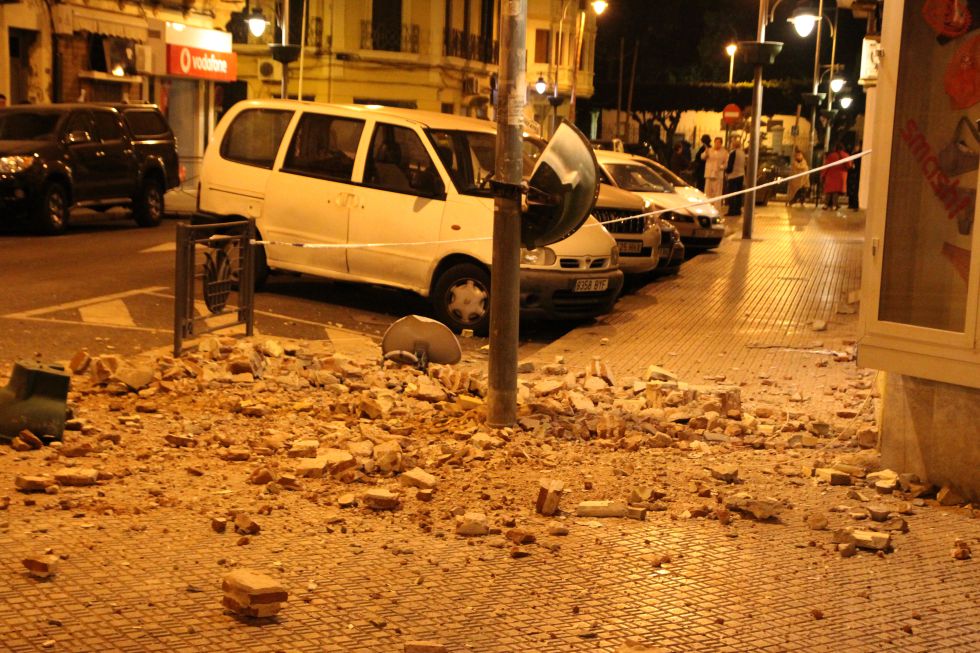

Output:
xmin=381 ymin=315 xmax=462 ymax=371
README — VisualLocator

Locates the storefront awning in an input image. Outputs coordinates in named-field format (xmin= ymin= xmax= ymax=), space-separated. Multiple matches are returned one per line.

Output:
xmin=53 ymin=6 xmax=149 ymax=42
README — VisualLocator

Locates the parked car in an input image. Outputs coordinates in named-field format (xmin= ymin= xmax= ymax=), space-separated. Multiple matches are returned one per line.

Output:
xmin=0 ymin=103 xmax=179 ymax=234
xmin=755 ymin=151 xmax=792 ymax=205
xmin=526 ymin=136 xmax=669 ymax=276
xmin=197 ymin=100 xmax=624 ymax=334
xmin=595 ymin=149 xmax=726 ymax=250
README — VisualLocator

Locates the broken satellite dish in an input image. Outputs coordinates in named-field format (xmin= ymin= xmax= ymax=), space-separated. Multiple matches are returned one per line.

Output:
xmin=522 ymin=120 xmax=600 ymax=249
xmin=381 ymin=315 xmax=462 ymax=371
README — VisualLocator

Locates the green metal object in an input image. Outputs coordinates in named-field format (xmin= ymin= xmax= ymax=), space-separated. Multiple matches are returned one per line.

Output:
xmin=0 ymin=361 xmax=71 ymax=443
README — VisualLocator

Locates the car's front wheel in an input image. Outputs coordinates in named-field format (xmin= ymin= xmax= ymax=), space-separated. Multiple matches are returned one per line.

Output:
xmin=432 ymin=263 xmax=491 ymax=335
xmin=133 ymin=177 xmax=164 ymax=227
xmin=33 ymin=182 xmax=69 ymax=235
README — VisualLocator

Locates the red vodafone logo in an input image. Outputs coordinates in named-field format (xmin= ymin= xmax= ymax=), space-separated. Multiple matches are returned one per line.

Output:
xmin=167 ymin=45 xmax=237 ymax=82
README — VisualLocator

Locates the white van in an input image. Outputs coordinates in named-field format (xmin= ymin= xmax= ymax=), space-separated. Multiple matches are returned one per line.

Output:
xmin=197 ymin=100 xmax=623 ymax=333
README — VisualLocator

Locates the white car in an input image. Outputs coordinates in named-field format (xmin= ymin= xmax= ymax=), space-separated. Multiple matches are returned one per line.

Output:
xmin=197 ymin=100 xmax=624 ymax=334
xmin=595 ymin=149 xmax=726 ymax=250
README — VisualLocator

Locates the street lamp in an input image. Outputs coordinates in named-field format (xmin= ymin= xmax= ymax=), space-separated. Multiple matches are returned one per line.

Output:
xmin=829 ymin=76 xmax=845 ymax=93
xmin=554 ymin=0 xmax=609 ymax=125
xmin=788 ymin=3 xmax=820 ymax=37
xmin=789 ymin=0 xmax=839 ymax=162
xmin=839 ymin=95 xmax=853 ymax=109
xmin=725 ymin=43 xmax=738 ymax=86
xmin=247 ymin=7 xmax=268 ymax=37
xmin=534 ymin=75 xmax=548 ymax=95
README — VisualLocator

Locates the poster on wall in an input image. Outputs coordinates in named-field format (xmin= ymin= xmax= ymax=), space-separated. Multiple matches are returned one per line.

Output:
xmin=879 ymin=0 xmax=979 ymax=332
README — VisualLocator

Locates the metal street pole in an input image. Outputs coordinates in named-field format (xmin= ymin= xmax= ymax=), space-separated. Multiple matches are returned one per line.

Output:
xmin=569 ymin=2 xmax=585 ymax=124
xmin=822 ymin=5 xmax=839 ymax=153
xmin=808 ymin=0 xmax=824 ymax=165
xmin=615 ymin=37 xmax=624 ymax=138
xmin=281 ymin=0 xmax=291 ymax=99
xmin=487 ymin=0 xmax=526 ymax=428
xmin=743 ymin=0 xmax=767 ymax=239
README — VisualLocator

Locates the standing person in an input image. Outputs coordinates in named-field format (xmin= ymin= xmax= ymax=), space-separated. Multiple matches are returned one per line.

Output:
xmin=702 ymin=136 xmax=728 ymax=210
xmin=821 ymin=142 xmax=852 ymax=210
xmin=847 ymin=144 xmax=862 ymax=210
xmin=669 ymin=142 xmax=690 ymax=176
xmin=693 ymin=134 xmax=711 ymax=191
xmin=725 ymin=137 xmax=746 ymax=216
xmin=786 ymin=148 xmax=810 ymax=207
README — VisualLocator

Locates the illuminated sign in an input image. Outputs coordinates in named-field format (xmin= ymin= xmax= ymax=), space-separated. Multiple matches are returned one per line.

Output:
xmin=166 ymin=44 xmax=237 ymax=81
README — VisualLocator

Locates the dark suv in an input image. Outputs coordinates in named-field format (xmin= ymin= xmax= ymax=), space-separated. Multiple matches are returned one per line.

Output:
xmin=0 ymin=103 xmax=179 ymax=234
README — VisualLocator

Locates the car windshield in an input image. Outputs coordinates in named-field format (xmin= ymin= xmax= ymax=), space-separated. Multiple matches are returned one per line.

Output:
xmin=642 ymin=159 xmax=688 ymax=188
xmin=604 ymin=162 xmax=672 ymax=193
xmin=0 ymin=112 xmax=61 ymax=140
xmin=427 ymin=129 xmax=541 ymax=194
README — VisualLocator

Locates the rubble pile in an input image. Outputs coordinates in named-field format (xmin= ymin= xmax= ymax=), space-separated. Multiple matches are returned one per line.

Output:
xmin=2 ymin=335 xmax=975 ymax=631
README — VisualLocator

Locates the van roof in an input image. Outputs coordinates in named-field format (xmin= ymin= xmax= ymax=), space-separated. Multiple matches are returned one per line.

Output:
xmin=232 ymin=99 xmax=496 ymax=133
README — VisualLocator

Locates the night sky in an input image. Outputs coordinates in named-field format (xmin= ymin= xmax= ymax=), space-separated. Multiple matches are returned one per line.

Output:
xmin=591 ymin=0 xmax=869 ymax=112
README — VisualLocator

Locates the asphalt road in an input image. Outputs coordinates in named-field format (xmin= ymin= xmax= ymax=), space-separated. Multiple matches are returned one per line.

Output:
xmin=0 ymin=210 xmax=572 ymax=367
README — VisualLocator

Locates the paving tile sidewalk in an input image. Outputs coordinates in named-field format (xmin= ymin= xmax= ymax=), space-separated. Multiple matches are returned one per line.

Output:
xmin=533 ymin=205 xmax=870 ymax=421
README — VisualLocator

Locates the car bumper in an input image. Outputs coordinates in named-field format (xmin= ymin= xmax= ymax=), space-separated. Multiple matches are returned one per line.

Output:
xmin=0 ymin=176 xmax=35 ymax=220
xmin=657 ymin=241 xmax=685 ymax=272
xmin=519 ymin=268 xmax=624 ymax=319
xmin=613 ymin=237 xmax=659 ymax=275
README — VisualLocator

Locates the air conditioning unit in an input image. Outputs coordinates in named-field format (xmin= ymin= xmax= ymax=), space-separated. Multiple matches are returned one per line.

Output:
xmin=257 ymin=58 xmax=281 ymax=82
xmin=462 ymin=77 xmax=480 ymax=95
xmin=135 ymin=44 xmax=153 ymax=74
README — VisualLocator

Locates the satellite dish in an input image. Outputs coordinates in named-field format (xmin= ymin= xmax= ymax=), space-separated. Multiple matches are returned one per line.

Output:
xmin=381 ymin=315 xmax=462 ymax=371
xmin=522 ymin=120 xmax=600 ymax=248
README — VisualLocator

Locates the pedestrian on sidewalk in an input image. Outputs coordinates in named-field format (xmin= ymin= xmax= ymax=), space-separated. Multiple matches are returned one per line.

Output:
xmin=702 ymin=136 xmax=728 ymax=210
xmin=670 ymin=142 xmax=690 ymax=177
xmin=786 ymin=148 xmax=810 ymax=207
xmin=725 ymin=137 xmax=746 ymax=216
xmin=847 ymin=144 xmax=862 ymax=210
xmin=693 ymin=135 xmax=711 ymax=191
xmin=821 ymin=142 xmax=852 ymax=211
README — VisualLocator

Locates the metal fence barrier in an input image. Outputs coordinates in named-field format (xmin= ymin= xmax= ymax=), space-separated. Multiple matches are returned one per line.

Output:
xmin=173 ymin=220 xmax=255 ymax=357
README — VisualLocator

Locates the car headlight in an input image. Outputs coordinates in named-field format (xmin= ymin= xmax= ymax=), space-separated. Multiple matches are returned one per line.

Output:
xmin=520 ymin=247 xmax=557 ymax=266
xmin=610 ymin=245 xmax=619 ymax=266
xmin=0 ymin=155 xmax=36 ymax=174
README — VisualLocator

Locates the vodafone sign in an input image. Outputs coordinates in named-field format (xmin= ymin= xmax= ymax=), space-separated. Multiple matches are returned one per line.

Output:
xmin=167 ymin=45 xmax=237 ymax=82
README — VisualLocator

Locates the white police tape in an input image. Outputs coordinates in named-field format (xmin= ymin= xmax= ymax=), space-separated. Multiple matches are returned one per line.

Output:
xmin=242 ymin=149 xmax=871 ymax=250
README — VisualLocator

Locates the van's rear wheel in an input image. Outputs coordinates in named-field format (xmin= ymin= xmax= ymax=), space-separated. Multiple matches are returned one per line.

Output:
xmin=432 ymin=263 xmax=490 ymax=335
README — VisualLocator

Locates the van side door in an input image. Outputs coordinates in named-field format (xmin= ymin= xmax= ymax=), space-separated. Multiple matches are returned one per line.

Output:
xmin=262 ymin=111 xmax=366 ymax=275
xmin=346 ymin=122 xmax=447 ymax=292
xmin=61 ymin=110 xmax=100 ymax=202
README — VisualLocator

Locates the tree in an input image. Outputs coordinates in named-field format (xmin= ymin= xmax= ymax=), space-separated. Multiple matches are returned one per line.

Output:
xmin=631 ymin=110 xmax=682 ymax=161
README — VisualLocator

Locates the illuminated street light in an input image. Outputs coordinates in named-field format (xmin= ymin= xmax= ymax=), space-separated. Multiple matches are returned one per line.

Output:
xmin=839 ymin=95 xmax=853 ymax=109
xmin=591 ymin=0 xmax=609 ymax=15
xmin=535 ymin=75 xmax=548 ymax=95
xmin=247 ymin=7 xmax=268 ymax=37
xmin=726 ymin=43 xmax=737 ymax=86
xmin=830 ymin=77 xmax=845 ymax=93
xmin=788 ymin=3 xmax=819 ymax=37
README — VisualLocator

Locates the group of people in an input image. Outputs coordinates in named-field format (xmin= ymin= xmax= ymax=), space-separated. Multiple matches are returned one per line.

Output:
xmin=684 ymin=133 xmax=861 ymax=214
xmin=786 ymin=143 xmax=861 ymax=211
xmin=692 ymin=135 xmax=747 ymax=217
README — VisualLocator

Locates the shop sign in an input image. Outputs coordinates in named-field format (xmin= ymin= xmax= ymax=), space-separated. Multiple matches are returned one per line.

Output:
xmin=167 ymin=44 xmax=237 ymax=81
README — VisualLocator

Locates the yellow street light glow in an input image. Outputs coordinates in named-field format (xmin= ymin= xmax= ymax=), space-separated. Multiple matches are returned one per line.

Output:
xmin=591 ymin=1 xmax=609 ymax=15
xmin=725 ymin=43 xmax=738 ymax=57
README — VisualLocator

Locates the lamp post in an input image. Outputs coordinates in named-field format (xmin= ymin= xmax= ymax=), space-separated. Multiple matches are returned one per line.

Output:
xmin=726 ymin=43 xmax=738 ymax=87
xmin=788 ymin=0 xmax=840 ymax=162
xmin=554 ymin=0 xmax=608 ymax=126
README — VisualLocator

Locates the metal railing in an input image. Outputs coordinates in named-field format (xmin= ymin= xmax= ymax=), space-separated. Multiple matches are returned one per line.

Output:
xmin=443 ymin=28 xmax=497 ymax=63
xmin=360 ymin=20 xmax=420 ymax=53
xmin=174 ymin=220 xmax=255 ymax=356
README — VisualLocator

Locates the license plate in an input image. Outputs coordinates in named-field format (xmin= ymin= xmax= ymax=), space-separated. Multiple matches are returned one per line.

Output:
xmin=695 ymin=229 xmax=719 ymax=238
xmin=616 ymin=240 xmax=643 ymax=254
xmin=574 ymin=278 xmax=609 ymax=293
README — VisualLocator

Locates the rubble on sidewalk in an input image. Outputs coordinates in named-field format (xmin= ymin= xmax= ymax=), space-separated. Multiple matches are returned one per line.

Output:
xmin=221 ymin=569 xmax=288 ymax=618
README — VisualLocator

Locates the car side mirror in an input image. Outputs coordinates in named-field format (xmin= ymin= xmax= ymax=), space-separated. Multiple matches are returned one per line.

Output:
xmin=66 ymin=130 xmax=92 ymax=145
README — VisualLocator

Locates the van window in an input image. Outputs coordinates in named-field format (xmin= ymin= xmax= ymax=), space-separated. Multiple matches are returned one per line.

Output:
xmin=364 ymin=123 xmax=441 ymax=196
xmin=282 ymin=113 xmax=364 ymax=181
xmin=220 ymin=109 xmax=293 ymax=169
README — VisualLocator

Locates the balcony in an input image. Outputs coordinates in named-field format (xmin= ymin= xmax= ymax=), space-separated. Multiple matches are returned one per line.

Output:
xmin=443 ymin=28 xmax=497 ymax=64
xmin=360 ymin=20 xmax=420 ymax=54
